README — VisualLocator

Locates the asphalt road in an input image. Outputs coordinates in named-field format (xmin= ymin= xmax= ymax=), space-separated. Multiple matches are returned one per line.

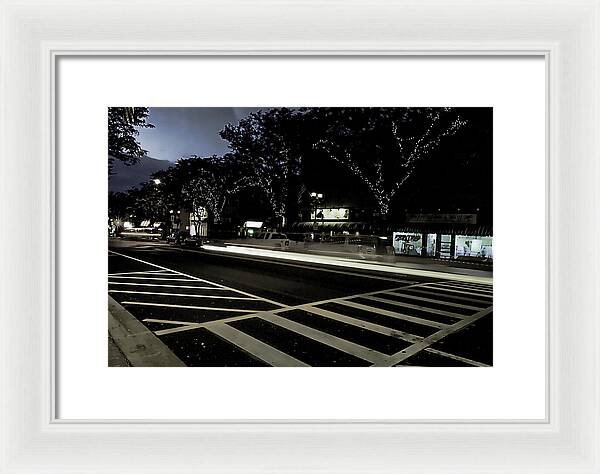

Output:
xmin=108 ymin=238 xmax=493 ymax=367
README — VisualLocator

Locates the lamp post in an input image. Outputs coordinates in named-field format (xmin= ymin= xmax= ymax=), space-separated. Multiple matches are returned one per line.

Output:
xmin=150 ymin=178 xmax=166 ymax=237
xmin=310 ymin=192 xmax=324 ymax=237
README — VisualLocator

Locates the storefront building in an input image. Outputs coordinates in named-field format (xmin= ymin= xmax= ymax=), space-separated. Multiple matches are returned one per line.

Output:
xmin=392 ymin=213 xmax=493 ymax=261
xmin=287 ymin=204 xmax=493 ymax=262
xmin=170 ymin=209 xmax=208 ymax=237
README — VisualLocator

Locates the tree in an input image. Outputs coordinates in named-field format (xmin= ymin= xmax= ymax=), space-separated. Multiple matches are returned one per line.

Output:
xmin=181 ymin=155 xmax=251 ymax=226
xmin=108 ymin=191 xmax=136 ymax=234
xmin=108 ymin=107 xmax=154 ymax=174
xmin=311 ymin=107 xmax=467 ymax=218
xmin=125 ymin=182 xmax=168 ymax=221
xmin=220 ymin=108 xmax=304 ymax=228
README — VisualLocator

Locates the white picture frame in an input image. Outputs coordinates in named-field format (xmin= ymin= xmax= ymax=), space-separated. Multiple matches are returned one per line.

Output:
xmin=1 ymin=0 xmax=598 ymax=472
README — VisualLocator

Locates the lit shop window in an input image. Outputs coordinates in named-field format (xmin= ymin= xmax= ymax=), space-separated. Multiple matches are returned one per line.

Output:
xmin=455 ymin=235 xmax=493 ymax=259
xmin=426 ymin=233 xmax=437 ymax=257
xmin=393 ymin=232 xmax=423 ymax=256
xmin=439 ymin=234 xmax=452 ymax=259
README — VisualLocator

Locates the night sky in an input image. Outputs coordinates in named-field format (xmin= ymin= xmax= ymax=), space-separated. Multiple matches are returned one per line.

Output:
xmin=137 ymin=107 xmax=261 ymax=162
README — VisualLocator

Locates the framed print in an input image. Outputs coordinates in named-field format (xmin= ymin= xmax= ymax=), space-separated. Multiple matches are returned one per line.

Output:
xmin=57 ymin=56 xmax=544 ymax=421
xmin=1 ymin=0 xmax=599 ymax=473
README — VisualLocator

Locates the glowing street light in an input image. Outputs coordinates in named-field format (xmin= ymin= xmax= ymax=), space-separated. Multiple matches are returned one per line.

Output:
xmin=153 ymin=178 xmax=161 ymax=185
xmin=310 ymin=191 xmax=324 ymax=235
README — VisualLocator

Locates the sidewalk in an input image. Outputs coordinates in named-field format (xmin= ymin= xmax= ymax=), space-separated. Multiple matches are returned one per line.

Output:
xmin=108 ymin=334 xmax=130 ymax=367
xmin=108 ymin=296 xmax=186 ymax=367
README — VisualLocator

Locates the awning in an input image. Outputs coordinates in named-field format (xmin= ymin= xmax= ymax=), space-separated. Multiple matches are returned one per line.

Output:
xmin=394 ymin=224 xmax=493 ymax=236
xmin=289 ymin=221 xmax=493 ymax=236
xmin=290 ymin=221 xmax=373 ymax=232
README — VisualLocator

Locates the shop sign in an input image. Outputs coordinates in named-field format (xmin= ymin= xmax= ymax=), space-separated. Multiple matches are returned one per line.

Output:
xmin=310 ymin=208 xmax=350 ymax=220
xmin=393 ymin=232 xmax=423 ymax=256
xmin=244 ymin=221 xmax=263 ymax=228
xmin=406 ymin=213 xmax=477 ymax=224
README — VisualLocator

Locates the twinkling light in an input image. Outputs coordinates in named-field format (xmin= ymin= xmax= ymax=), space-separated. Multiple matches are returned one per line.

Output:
xmin=314 ymin=108 xmax=467 ymax=217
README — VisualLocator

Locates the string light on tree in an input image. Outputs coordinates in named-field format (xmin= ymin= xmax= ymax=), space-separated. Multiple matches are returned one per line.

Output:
xmin=313 ymin=107 xmax=467 ymax=218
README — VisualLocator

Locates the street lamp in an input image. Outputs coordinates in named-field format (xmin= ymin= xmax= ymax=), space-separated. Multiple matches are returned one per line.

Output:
xmin=153 ymin=178 xmax=161 ymax=185
xmin=310 ymin=192 xmax=324 ymax=236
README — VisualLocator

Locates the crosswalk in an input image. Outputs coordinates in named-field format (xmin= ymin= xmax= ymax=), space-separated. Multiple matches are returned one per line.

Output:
xmin=109 ymin=251 xmax=493 ymax=367
xmin=108 ymin=263 xmax=285 ymax=337
xmin=231 ymin=282 xmax=493 ymax=367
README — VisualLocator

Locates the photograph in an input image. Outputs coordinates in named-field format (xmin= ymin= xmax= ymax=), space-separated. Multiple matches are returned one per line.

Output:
xmin=107 ymin=106 xmax=493 ymax=367
xmin=8 ymin=0 xmax=600 ymax=470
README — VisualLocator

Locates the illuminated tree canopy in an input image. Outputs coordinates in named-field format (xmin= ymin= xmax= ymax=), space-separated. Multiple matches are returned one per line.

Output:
xmin=220 ymin=108 xmax=305 ymax=226
xmin=310 ymin=107 xmax=467 ymax=217
xmin=109 ymin=107 xmax=487 ymax=235
xmin=181 ymin=155 xmax=251 ymax=224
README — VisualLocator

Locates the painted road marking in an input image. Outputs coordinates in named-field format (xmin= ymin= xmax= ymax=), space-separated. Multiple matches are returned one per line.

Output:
xmin=400 ymin=287 xmax=491 ymax=305
xmin=120 ymin=301 xmax=257 ymax=312
xmin=109 ymin=250 xmax=286 ymax=307
xmin=108 ymin=282 xmax=228 ymax=290
xmin=266 ymin=283 xmax=428 ymax=314
xmin=151 ymin=313 xmax=265 ymax=337
xmin=433 ymin=281 xmax=493 ymax=294
xmin=421 ymin=284 xmax=493 ymax=299
xmin=435 ymin=279 xmax=492 ymax=288
xmin=336 ymin=300 xmax=446 ymax=329
xmin=424 ymin=347 xmax=490 ymax=367
xmin=436 ymin=280 xmax=492 ymax=287
xmin=143 ymin=286 xmax=420 ymax=338
xmin=386 ymin=290 xmax=484 ymax=311
xmin=362 ymin=295 xmax=468 ymax=319
xmin=303 ymin=305 xmax=422 ymax=344
xmin=386 ymin=307 xmax=493 ymax=366
xmin=259 ymin=312 xmax=389 ymax=366
xmin=109 ymin=290 xmax=258 ymax=300
xmin=108 ymin=276 xmax=201 ymax=282
xmin=108 ymin=270 xmax=173 ymax=276
xmin=109 ymin=249 xmax=492 ymax=366
xmin=207 ymin=323 xmax=309 ymax=367
xmin=142 ymin=318 xmax=199 ymax=326
xmin=140 ymin=283 xmax=441 ymax=344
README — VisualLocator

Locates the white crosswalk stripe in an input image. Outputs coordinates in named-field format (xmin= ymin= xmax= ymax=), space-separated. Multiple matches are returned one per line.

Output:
xmin=109 ymin=251 xmax=493 ymax=367
xmin=148 ymin=281 xmax=491 ymax=367
xmin=360 ymin=295 xmax=467 ymax=320
xmin=207 ymin=324 xmax=309 ymax=367
xmin=334 ymin=299 xmax=446 ymax=329
xmin=107 ymin=252 xmax=284 ymax=331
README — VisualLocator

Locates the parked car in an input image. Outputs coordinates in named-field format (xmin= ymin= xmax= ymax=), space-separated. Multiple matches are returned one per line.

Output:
xmin=183 ymin=235 xmax=202 ymax=247
xmin=249 ymin=232 xmax=290 ymax=250
xmin=166 ymin=230 xmax=190 ymax=245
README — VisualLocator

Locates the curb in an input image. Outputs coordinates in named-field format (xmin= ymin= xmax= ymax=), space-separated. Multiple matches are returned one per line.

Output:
xmin=108 ymin=296 xmax=186 ymax=367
